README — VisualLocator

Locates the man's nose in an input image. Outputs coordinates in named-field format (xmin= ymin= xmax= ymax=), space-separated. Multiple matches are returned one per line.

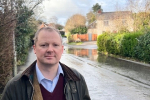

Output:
xmin=47 ymin=45 xmax=53 ymax=52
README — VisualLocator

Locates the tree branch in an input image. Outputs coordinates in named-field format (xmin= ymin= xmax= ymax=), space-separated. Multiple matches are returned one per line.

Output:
xmin=0 ymin=18 xmax=16 ymax=27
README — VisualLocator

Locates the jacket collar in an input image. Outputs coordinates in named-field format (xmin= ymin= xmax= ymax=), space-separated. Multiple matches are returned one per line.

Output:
xmin=59 ymin=62 xmax=80 ymax=81
xmin=20 ymin=60 xmax=80 ymax=81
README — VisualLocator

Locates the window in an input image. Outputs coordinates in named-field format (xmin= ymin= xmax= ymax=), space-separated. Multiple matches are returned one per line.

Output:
xmin=104 ymin=20 xmax=109 ymax=26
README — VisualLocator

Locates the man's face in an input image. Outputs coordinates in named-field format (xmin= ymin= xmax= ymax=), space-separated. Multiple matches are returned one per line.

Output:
xmin=33 ymin=30 xmax=64 ymax=66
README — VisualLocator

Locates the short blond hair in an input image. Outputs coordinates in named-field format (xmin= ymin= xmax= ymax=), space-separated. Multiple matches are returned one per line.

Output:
xmin=33 ymin=27 xmax=63 ymax=45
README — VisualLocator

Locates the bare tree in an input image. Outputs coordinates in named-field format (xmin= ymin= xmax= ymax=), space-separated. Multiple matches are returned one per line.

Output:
xmin=125 ymin=0 xmax=150 ymax=30
xmin=65 ymin=14 xmax=86 ymax=33
xmin=126 ymin=0 xmax=143 ymax=12
xmin=0 ymin=0 xmax=16 ymax=91
xmin=144 ymin=0 xmax=150 ymax=12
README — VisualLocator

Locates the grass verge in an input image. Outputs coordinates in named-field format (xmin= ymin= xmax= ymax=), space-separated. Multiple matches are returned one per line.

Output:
xmin=68 ymin=42 xmax=83 ymax=45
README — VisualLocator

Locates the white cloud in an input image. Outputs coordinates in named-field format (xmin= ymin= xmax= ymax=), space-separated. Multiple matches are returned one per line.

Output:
xmin=38 ymin=0 xmax=127 ymax=25
xmin=41 ymin=0 xmax=84 ymax=25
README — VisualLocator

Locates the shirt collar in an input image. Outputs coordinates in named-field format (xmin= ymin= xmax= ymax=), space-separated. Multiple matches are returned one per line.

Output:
xmin=35 ymin=63 xmax=64 ymax=84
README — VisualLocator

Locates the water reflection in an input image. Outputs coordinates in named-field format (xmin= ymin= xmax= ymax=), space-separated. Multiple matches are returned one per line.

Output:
xmin=66 ymin=48 xmax=98 ymax=61
xmin=66 ymin=47 xmax=150 ymax=86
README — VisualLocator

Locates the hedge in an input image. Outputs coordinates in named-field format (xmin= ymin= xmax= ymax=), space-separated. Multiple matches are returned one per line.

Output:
xmin=97 ymin=29 xmax=150 ymax=63
xmin=120 ymin=31 xmax=143 ymax=57
xmin=106 ymin=33 xmax=125 ymax=55
xmin=134 ymin=30 xmax=150 ymax=63
xmin=97 ymin=32 xmax=111 ymax=52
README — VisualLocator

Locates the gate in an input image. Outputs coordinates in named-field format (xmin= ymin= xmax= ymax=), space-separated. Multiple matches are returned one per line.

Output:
xmin=88 ymin=34 xmax=92 ymax=41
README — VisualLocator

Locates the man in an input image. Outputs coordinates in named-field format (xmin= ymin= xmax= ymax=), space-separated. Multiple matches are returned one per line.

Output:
xmin=1 ymin=27 xmax=91 ymax=100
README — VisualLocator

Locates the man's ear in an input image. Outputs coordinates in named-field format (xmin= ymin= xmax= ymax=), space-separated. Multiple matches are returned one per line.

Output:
xmin=62 ymin=45 xmax=64 ymax=53
xmin=33 ymin=45 xmax=36 ymax=54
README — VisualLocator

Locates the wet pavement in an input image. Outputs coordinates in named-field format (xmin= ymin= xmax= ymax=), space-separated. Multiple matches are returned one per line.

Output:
xmin=17 ymin=39 xmax=150 ymax=100
xmin=61 ymin=53 xmax=150 ymax=100
xmin=63 ymin=46 xmax=150 ymax=100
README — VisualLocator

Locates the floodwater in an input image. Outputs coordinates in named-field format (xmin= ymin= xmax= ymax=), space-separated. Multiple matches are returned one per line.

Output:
xmin=63 ymin=46 xmax=150 ymax=100
xmin=66 ymin=47 xmax=150 ymax=87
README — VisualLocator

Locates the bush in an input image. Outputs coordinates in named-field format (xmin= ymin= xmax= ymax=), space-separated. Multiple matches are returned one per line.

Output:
xmin=120 ymin=31 xmax=143 ymax=57
xmin=66 ymin=32 xmax=74 ymax=43
xmin=15 ymin=5 xmax=37 ymax=65
xmin=15 ymin=21 xmax=36 ymax=65
xmin=16 ymin=35 xmax=32 ymax=65
xmin=97 ymin=28 xmax=150 ymax=63
xmin=134 ymin=30 xmax=150 ymax=63
xmin=97 ymin=32 xmax=111 ymax=52
xmin=70 ymin=26 xmax=87 ymax=34
xmin=106 ymin=33 xmax=125 ymax=55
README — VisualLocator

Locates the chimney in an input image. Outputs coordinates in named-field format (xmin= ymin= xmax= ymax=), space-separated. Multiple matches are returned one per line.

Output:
xmin=97 ymin=9 xmax=103 ymax=14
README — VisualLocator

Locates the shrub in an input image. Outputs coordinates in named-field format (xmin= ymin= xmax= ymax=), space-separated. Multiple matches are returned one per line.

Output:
xmin=66 ymin=32 xmax=74 ymax=43
xmin=134 ymin=30 xmax=150 ymax=63
xmin=106 ymin=33 xmax=125 ymax=55
xmin=120 ymin=31 xmax=143 ymax=57
xmin=16 ymin=35 xmax=32 ymax=65
xmin=15 ymin=6 xmax=37 ymax=65
xmin=97 ymin=32 xmax=111 ymax=52
xmin=70 ymin=26 xmax=87 ymax=34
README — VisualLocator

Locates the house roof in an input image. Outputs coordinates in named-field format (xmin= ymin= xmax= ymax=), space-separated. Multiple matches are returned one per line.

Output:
xmin=97 ymin=11 xmax=132 ymax=20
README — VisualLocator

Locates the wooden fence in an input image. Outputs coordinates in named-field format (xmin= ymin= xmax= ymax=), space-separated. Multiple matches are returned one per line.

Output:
xmin=72 ymin=34 xmax=97 ymax=41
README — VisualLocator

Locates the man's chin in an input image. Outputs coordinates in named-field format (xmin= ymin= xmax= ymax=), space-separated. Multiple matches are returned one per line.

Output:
xmin=37 ymin=59 xmax=58 ymax=66
xmin=42 ymin=61 xmax=58 ymax=66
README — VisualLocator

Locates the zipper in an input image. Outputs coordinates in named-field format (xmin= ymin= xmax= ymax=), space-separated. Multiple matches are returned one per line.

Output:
xmin=29 ymin=80 xmax=34 ymax=100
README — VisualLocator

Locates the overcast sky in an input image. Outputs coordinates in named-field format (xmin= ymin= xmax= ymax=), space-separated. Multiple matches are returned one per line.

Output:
xmin=38 ymin=0 xmax=127 ymax=26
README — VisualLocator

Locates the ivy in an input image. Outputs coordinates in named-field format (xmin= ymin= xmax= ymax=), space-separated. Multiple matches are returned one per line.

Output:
xmin=15 ymin=1 xmax=36 ymax=65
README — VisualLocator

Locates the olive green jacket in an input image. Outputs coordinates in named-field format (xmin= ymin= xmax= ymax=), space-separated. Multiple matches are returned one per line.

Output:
xmin=1 ymin=61 xmax=91 ymax=100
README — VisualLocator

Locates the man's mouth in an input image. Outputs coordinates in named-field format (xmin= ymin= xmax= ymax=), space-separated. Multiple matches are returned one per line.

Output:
xmin=45 ymin=56 xmax=54 ymax=58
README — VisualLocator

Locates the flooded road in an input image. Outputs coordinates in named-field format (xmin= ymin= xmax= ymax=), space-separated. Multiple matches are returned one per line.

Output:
xmin=66 ymin=47 xmax=150 ymax=87
xmin=18 ymin=44 xmax=150 ymax=100
xmin=63 ymin=45 xmax=150 ymax=100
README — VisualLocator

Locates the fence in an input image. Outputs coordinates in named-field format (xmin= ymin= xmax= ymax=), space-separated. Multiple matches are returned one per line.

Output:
xmin=72 ymin=34 xmax=97 ymax=41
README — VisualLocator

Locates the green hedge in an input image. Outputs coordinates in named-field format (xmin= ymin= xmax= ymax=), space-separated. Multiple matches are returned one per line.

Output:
xmin=120 ymin=31 xmax=143 ymax=57
xmin=97 ymin=29 xmax=150 ymax=63
xmin=97 ymin=32 xmax=111 ymax=52
xmin=15 ymin=4 xmax=38 ymax=65
xmin=16 ymin=35 xmax=33 ymax=65
xmin=106 ymin=33 xmax=125 ymax=55
xmin=70 ymin=26 xmax=87 ymax=34
xmin=134 ymin=30 xmax=150 ymax=63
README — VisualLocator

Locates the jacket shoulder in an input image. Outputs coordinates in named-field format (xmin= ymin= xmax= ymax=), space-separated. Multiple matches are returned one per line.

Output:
xmin=5 ymin=72 xmax=22 ymax=86
xmin=1 ymin=73 xmax=24 ymax=100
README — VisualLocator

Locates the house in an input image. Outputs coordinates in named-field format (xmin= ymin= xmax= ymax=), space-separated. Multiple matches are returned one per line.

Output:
xmin=88 ymin=11 xmax=134 ymax=35
xmin=39 ymin=22 xmax=47 ymax=29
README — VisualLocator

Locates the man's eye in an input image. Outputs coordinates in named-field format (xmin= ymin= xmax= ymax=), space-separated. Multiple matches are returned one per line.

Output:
xmin=54 ymin=44 xmax=59 ymax=46
xmin=41 ymin=44 xmax=46 ymax=47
